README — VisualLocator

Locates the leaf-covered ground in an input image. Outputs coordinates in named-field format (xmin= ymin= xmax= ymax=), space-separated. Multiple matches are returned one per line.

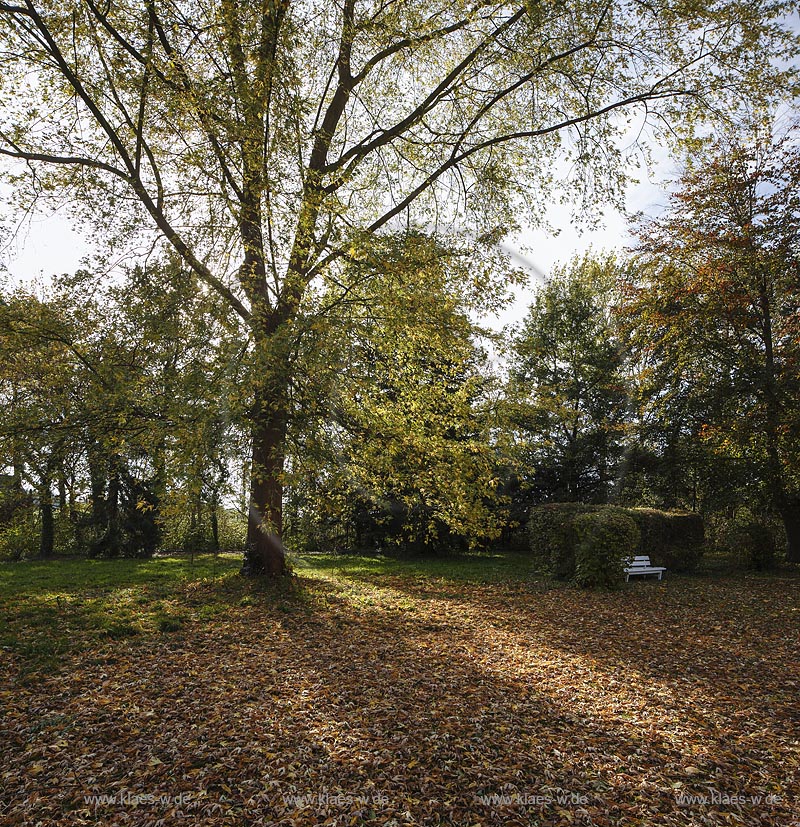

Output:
xmin=1 ymin=555 xmax=799 ymax=826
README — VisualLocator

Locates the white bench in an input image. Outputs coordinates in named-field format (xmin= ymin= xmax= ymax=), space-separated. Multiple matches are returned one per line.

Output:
xmin=624 ymin=555 xmax=666 ymax=582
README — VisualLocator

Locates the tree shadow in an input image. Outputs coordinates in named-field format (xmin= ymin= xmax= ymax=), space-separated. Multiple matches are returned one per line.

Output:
xmin=3 ymin=569 xmax=797 ymax=826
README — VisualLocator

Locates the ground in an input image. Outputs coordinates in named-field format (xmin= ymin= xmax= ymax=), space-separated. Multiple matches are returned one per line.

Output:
xmin=0 ymin=553 xmax=798 ymax=826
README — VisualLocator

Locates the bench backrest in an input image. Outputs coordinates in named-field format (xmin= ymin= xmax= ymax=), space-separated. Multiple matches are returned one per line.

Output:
xmin=625 ymin=556 xmax=652 ymax=568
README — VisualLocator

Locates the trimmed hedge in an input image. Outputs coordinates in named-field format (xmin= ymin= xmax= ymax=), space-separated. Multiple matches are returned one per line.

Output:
xmin=528 ymin=503 xmax=598 ymax=579
xmin=629 ymin=508 xmax=704 ymax=572
xmin=528 ymin=502 xmax=704 ymax=581
xmin=574 ymin=510 xmax=640 ymax=589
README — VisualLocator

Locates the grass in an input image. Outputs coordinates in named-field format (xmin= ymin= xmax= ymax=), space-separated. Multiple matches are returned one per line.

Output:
xmin=0 ymin=547 xmax=780 ymax=680
xmin=2 ymin=547 xmax=787 ymax=667
xmin=0 ymin=550 xmax=543 ymax=679
xmin=294 ymin=549 xmax=540 ymax=582
xmin=0 ymin=553 xmax=246 ymax=677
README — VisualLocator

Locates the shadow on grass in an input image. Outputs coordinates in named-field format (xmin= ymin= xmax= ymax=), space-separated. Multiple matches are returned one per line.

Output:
xmin=3 ymin=562 xmax=798 ymax=826
xmin=0 ymin=553 xmax=242 ymax=595
xmin=293 ymin=550 xmax=546 ymax=585
xmin=0 ymin=553 xmax=307 ymax=679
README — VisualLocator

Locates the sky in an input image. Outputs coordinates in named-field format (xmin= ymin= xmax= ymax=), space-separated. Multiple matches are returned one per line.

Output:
xmin=0 ymin=145 xmax=674 ymax=330
xmin=493 ymin=164 xmax=671 ymax=329
xmin=1 ymin=209 xmax=89 ymax=288
xmin=0 ymin=8 xmax=796 ymax=333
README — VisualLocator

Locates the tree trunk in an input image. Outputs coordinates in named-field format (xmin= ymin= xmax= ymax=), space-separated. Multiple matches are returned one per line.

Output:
xmin=39 ymin=477 xmax=54 ymax=558
xmin=57 ymin=462 xmax=67 ymax=516
xmin=105 ymin=470 xmax=121 ymax=557
xmin=781 ymin=501 xmax=800 ymax=564
xmin=210 ymin=496 xmax=220 ymax=553
xmin=68 ymin=471 xmax=78 ymax=524
xmin=240 ymin=382 xmax=290 ymax=577
xmin=88 ymin=443 xmax=107 ymax=539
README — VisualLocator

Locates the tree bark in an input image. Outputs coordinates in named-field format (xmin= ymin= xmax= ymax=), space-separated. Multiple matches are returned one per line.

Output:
xmin=755 ymin=272 xmax=798 ymax=563
xmin=240 ymin=356 xmax=290 ymax=576
xmin=781 ymin=501 xmax=800 ymax=564
xmin=241 ymin=412 xmax=289 ymax=576
xmin=105 ymin=469 xmax=121 ymax=557
xmin=39 ymin=476 xmax=54 ymax=558
xmin=210 ymin=496 xmax=220 ymax=553
xmin=57 ymin=468 xmax=67 ymax=514
xmin=88 ymin=443 xmax=106 ymax=537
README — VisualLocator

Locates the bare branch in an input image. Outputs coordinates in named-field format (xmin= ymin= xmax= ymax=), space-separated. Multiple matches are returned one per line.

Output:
xmin=307 ymin=85 xmax=698 ymax=280
xmin=147 ymin=1 xmax=244 ymax=203
xmin=352 ymin=1 xmax=500 ymax=85
xmin=326 ymin=6 xmax=527 ymax=175
xmin=84 ymin=0 xmax=173 ymax=89
xmin=0 ymin=140 xmax=127 ymax=178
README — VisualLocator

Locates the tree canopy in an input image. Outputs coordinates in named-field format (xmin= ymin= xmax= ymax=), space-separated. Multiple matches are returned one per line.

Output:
xmin=622 ymin=125 xmax=800 ymax=559
xmin=285 ymin=232 xmax=510 ymax=552
xmin=508 ymin=253 xmax=628 ymax=505
xmin=0 ymin=261 xmax=245 ymax=559
xmin=1 ymin=0 xmax=798 ymax=574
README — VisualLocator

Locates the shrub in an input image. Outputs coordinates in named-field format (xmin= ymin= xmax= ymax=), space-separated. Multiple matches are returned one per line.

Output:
xmin=0 ymin=481 xmax=30 ymax=526
xmin=629 ymin=509 xmax=704 ymax=572
xmin=730 ymin=519 xmax=778 ymax=570
xmin=709 ymin=511 xmax=786 ymax=569
xmin=215 ymin=508 xmax=247 ymax=552
xmin=528 ymin=503 xmax=599 ymax=577
xmin=529 ymin=503 xmax=705 ymax=579
xmin=52 ymin=513 xmax=85 ymax=556
xmin=0 ymin=507 xmax=40 ymax=561
xmin=159 ymin=504 xmax=247 ymax=554
xmin=573 ymin=511 xmax=640 ymax=589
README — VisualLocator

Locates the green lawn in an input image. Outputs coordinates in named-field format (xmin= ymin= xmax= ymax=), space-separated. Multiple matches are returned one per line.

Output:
xmin=295 ymin=549 xmax=541 ymax=582
xmin=0 ymin=551 xmax=538 ymax=678
xmin=0 ymin=554 xmax=243 ymax=676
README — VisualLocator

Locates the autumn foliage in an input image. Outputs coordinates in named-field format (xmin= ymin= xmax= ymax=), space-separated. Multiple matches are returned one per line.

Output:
xmin=1 ymin=554 xmax=798 ymax=826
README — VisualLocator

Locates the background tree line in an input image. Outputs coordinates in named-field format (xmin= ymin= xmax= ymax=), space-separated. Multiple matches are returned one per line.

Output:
xmin=2 ymin=126 xmax=798 ymax=566
xmin=1 ymin=0 xmax=795 ymax=576
xmin=0 ymin=259 xmax=249 ymax=559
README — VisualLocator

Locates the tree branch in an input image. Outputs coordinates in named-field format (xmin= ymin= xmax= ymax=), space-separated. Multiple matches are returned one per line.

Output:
xmin=14 ymin=1 xmax=251 ymax=322
xmin=352 ymin=1 xmax=500 ymax=86
xmin=307 ymin=85 xmax=698 ymax=280
xmin=326 ymin=6 xmax=528 ymax=175
xmin=0 ymin=140 xmax=127 ymax=178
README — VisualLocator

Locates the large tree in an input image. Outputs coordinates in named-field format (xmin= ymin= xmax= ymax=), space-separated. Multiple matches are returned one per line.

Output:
xmin=0 ymin=292 xmax=80 ymax=557
xmin=623 ymin=126 xmax=800 ymax=560
xmin=508 ymin=252 xmax=628 ymax=504
xmin=0 ymin=261 xmax=243 ymax=558
xmin=1 ymin=0 xmax=796 ymax=574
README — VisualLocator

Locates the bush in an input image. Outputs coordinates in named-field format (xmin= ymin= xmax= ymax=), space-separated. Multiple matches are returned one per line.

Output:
xmin=727 ymin=519 xmax=778 ymax=570
xmin=529 ymin=503 xmax=705 ymax=579
xmin=0 ymin=481 xmax=30 ymax=526
xmin=629 ymin=509 xmax=704 ymax=572
xmin=52 ymin=513 xmax=85 ymax=556
xmin=573 ymin=511 xmax=640 ymax=589
xmin=0 ymin=506 xmax=40 ymax=561
xmin=528 ymin=502 xmax=599 ymax=578
xmin=215 ymin=508 xmax=247 ymax=551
